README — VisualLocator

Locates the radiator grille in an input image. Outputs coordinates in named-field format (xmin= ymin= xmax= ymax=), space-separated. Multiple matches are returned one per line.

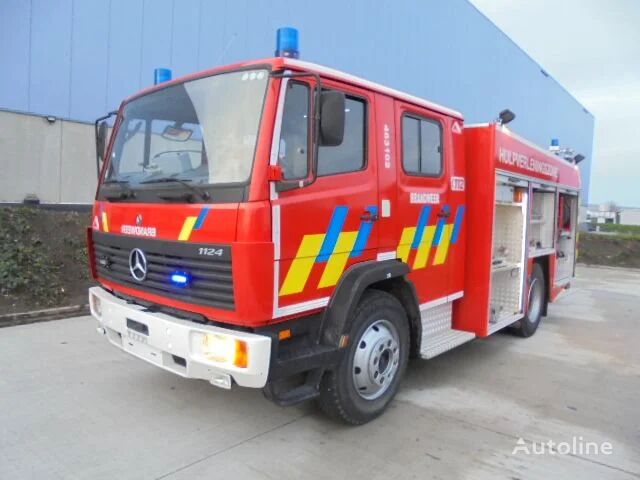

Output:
xmin=93 ymin=232 xmax=234 ymax=310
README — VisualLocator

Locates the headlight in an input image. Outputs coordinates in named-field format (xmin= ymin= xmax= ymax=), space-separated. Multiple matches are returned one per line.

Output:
xmin=201 ymin=333 xmax=248 ymax=368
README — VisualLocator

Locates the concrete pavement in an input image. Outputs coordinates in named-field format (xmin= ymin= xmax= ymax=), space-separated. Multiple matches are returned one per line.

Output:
xmin=1 ymin=265 xmax=639 ymax=479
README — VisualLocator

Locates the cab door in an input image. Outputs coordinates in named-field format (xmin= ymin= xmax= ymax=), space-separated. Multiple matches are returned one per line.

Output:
xmin=272 ymin=77 xmax=378 ymax=316
xmin=394 ymin=101 xmax=462 ymax=304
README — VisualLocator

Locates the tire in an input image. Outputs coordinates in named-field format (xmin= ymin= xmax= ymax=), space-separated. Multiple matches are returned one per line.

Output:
xmin=512 ymin=263 xmax=545 ymax=338
xmin=317 ymin=289 xmax=410 ymax=425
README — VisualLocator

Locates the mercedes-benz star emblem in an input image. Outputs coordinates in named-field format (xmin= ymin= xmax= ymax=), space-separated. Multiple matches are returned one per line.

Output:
xmin=136 ymin=214 xmax=143 ymax=226
xmin=129 ymin=248 xmax=148 ymax=281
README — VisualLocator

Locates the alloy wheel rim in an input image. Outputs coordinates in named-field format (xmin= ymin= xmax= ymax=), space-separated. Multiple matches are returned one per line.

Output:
xmin=352 ymin=319 xmax=400 ymax=400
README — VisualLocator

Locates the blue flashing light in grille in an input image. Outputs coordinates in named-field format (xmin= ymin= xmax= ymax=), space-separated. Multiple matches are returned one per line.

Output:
xmin=170 ymin=272 xmax=189 ymax=286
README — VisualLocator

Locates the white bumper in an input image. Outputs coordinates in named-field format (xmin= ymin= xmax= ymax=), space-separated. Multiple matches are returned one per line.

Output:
xmin=89 ymin=287 xmax=271 ymax=388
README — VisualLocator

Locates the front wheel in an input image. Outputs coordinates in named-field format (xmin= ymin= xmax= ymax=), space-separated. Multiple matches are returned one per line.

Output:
xmin=512 ymin=263 xmax=546 ymax=338
xmin=317 ymin=290 xmax=410 ymax=425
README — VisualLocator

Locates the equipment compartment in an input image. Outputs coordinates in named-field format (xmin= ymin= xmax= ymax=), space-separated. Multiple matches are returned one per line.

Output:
xmin=490 ymin=176 xmax=527 ymax=326
xmin=529 ymin=189 xmax=555 ymax=253
xmin=556 ymin=193 xmax=578 ymax=282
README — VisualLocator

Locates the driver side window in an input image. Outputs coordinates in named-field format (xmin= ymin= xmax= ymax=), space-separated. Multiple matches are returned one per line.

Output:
xmin=278 ymin=81 xmax=310 ymax=180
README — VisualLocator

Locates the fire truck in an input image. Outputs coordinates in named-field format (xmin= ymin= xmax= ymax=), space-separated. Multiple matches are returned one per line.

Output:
xmin=88 ymin=34 xmax=581 ymax=424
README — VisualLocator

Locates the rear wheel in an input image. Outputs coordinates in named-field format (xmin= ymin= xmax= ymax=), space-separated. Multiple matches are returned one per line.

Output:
xmin=512 ymin=263 xmax=545 ymax=338
xmin=317 ymin=290 xmax=410 ymax=425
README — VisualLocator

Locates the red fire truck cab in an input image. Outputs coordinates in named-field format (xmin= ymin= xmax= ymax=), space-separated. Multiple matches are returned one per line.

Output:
xmin=89 ymin=56 xmax=581 ymax=424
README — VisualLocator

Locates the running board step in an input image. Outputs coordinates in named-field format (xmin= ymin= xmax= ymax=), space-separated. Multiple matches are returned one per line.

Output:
xmin=420 ymin=329 xmax=475 ymax=359
xmin=419 ymin=297 xmax=475 ymax=359
xmin=269 ymin=384 xmax=320 ymax=407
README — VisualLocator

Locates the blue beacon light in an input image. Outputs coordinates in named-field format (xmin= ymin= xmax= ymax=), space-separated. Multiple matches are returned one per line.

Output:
xmin=170 ymin=272 xmax=189 ymax=286
xmin=154 ymin=68 xmax=172 ymax=85
xmin=275 ymin=27 xmax=300 ymax=58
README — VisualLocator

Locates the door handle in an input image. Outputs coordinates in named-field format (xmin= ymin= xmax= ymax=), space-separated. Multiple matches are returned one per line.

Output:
xmin=360 ymin=211 xmax=379 ymax=223
xmin=437 ymin=210 xmax=451 ymax=219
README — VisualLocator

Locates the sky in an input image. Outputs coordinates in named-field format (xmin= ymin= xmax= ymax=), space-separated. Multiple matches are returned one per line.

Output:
xmin=469 ymin=0 xmax=640 ymax=207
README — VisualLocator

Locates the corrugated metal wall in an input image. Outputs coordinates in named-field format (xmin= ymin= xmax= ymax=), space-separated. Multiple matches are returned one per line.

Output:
xmin=0 ymin=0 xmax=594 ymax=200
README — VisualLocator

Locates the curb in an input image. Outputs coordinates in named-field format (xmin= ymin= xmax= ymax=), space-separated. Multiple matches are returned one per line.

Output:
xmin=0 ymin=304 xmax=90 ymax=328
xmin=576 ymin=263 xmax=640 ymax=272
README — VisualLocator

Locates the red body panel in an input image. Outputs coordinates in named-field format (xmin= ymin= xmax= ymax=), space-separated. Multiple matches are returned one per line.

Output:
xmin=454 ymin=126 xmax=495 ymax=335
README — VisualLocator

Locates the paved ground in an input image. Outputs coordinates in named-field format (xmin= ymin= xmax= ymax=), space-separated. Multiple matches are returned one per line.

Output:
xmin=1 ymin=265 xmax=639 ymax=479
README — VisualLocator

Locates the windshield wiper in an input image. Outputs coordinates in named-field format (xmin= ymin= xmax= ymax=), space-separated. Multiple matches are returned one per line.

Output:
xmin=139 ymin=177 xmax=211 ymax=201
xmin=102 ymin=179 xmax=136 ymax=201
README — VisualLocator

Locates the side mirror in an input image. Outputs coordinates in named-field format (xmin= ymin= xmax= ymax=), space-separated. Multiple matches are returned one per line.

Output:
xmin=319 ymin=90 xmax=345 ymax=146
xmin=97 ymin=121 xmax=108 ymax=159
xmin=94 ymin=110 xmax=117 ymax=178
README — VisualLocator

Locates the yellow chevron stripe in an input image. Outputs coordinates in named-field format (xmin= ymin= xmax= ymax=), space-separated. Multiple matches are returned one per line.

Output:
xmin=178 ymin=216 xmax=197 ymax=241
xmin=396 ymin=227 xmax=416 ymax=263
xmin=413 ymin=225 xmax=436 ymax=269
xmin=433 ymin=224 xmax=454 ymax=265
xmin=279 ymin=234 xmax=325 ymax=296
xmin=101 ymin=212 xmax=109 ymax=232
xmin=318 ymin=231 xmax=359 ymax=288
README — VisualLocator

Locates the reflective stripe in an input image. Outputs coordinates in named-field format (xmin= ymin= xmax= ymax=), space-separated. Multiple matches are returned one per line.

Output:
xmin=432 ymin=205 xmax=451 ymax=247
xmin=319 ymin=231 xmax=358 ymax=288
xmin=413 ymin=225 xmax=436 ymax=269
xmin=351 ymin=205 xmax=377 ymax=258
xmin=411 ymin=206 xmax=432 ymax=248
xmin=396 ymin=227 xmax=416 ymax=263
xmin=101 ymin=212 xmax=109 ymax=233
xmin=194 ymin=208 xmax=210 ymax=230
xmin=317 ymin=206 xmax=349 ymax=262
xmin=279 ymin=234 xmax=325 ymax=296
xmin=451 ymin=205 xmax=465 ymax=244
xmin=433 ymin=224 xmax=454 ymax=265
xmin=178 ymin=216 xmax=197 ymax=241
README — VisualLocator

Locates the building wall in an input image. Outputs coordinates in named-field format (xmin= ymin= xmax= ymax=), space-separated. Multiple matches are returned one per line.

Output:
xmin=0 ymin=0 xmax=594 ymax=203
xmin=620 ymin=209 xmax=640 ymax=226
xmin=0 ymin=110 xmax=97 ymax=204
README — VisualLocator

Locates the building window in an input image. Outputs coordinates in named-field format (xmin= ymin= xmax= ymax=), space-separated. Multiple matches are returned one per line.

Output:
xmin=402 ymin=114 xmax=442 ymax=176
xmin=278 ymin=82 xmax=310 ymax=180
xmin=317 ymin=96 xmax=366 ymax=176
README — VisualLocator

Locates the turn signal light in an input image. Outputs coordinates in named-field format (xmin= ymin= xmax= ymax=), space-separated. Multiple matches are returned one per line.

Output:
xmin=278 ymin=329 xmax=292 ymax=340
xmin=234 ymin=341 xmax=248 ymax=368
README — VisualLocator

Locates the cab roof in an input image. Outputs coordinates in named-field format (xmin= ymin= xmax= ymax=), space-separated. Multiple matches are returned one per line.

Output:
xmin=125 ymin=57 xmax=463 ymax=120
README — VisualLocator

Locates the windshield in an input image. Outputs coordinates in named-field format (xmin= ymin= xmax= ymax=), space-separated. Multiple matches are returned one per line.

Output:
xmin=104 ymin=68 xmax=269 ymax=189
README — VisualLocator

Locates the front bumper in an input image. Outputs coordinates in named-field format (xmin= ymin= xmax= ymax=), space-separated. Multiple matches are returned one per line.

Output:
xmin=89 ymin=287 xmax=271 ymax=388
